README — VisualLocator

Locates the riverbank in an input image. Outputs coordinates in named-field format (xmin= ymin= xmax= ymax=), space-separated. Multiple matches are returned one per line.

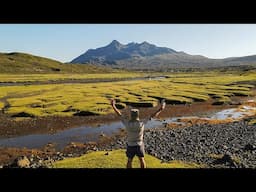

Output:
xmin=0 ymin=99 xmax=238 ymax=138
xmin=0 ymin=95 xmax=255 ymax=168
xmin=1 ymin=117 xmax=255 ymax=168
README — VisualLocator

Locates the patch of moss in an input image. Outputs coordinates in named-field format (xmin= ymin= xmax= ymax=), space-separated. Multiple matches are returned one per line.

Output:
xmin=52 ymin=149 xmax=203 ymax=168
xmin=1 ymin=71 xmax=256 ymax=117
xmin=0 ymin=101 xmax=4 ymax=110
xmin=248 ymin=119 xmax=256 ymax=125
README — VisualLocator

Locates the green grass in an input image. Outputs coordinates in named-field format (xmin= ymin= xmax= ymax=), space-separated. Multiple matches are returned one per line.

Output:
xmin=52 ymin=149 xmax=202 ymax=168
xmin=0 ymin=52 xmax=123 ymax=74
xmin=0 ymin=101 xmax=4 ymax=110
xmin=249 ymin=119 xmax=256 ymax=125
xmin=0 ymin=73 xmax=145 ymax=83
xmin=0 ymin=71 xmax=255 ymax=117
xmin=208 ymin=153 xmax=242 ymax=165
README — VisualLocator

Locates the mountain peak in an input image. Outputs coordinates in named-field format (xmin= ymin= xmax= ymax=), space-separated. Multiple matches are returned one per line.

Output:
xmin=141 ymin=41 xmax=150 ymax=45
xmin=70 ymin=40 xmax=256 ymax=69
xmin=109 ymin=40 xmax=122 ymax=46
xmin=71 ymin=40 xmax=178 ymax=63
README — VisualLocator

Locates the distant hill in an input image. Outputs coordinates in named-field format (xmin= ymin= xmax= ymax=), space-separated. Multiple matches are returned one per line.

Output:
xmin=71 ymin=40 xmax=256 ymax=70
xmin=0 ymin=52 xmax=117 ymax=73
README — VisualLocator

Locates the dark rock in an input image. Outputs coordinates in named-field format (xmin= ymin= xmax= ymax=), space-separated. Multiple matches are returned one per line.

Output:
xmin=223 ymin=145 xmax=229 ymax=150
xmin=44 ymin=157 xmax=52 ymax=161
xmin=244 ymin=144 xmax=256 ymax=151
xmin=81 ymin=117 xmax=256 ymax=168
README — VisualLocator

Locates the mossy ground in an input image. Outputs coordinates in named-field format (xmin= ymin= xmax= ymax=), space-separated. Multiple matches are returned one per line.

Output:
xmin=248 ymin=118 xmax=256 ymax=125
xmin=52 ymin=149 xmax=202 ymax=168
xmin=0 ymin=71 xmax=255 ymax=117
xmin=0 ymin=73 xmax=144 ymax=83
xmin=0 ymin=101 xmax=4 ymax=110
xmin=0 ymin=52 xmax=124 ymax=74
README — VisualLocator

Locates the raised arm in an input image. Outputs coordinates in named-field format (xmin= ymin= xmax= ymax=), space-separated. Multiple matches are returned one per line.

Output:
xmin=110 ymin=99 xmax=122 ymax=116
xmin=150 ymin=99 xmax=166 ymax=119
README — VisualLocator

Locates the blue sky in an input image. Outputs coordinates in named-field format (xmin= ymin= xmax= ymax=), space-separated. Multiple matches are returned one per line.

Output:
xmin=1 ymin=24 xmax=256 ymax=62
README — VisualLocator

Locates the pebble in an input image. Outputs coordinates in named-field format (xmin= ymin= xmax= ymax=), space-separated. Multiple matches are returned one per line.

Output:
xmin=6 ymin=119 xmax=256 ymax=168
xmin=102 ymin=119 xmax=256 ymax=168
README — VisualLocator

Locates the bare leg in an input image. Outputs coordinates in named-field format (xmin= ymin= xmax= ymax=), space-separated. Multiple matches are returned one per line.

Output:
xmin=138 ymin=157 xmax=146 ymax=168
xmin=127 ymin=158 xmax=133 ymax=168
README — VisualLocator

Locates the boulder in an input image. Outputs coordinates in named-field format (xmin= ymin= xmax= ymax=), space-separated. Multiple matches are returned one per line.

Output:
xmin=15 ymin=156 xmax=30 ymax=168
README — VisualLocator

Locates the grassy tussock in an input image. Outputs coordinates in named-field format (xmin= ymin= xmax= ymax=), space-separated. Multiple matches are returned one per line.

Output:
xmin=52 ymin=149 xmax=202 ymax=168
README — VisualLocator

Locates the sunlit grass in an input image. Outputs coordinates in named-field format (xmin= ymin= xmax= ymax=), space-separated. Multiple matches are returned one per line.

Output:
xmin=52 ymin=149 xmax=203 ymax=168
xmin=0 ymin=101 xmax=4 ymax=110
xmin=248 ymin=119 xmax=256 ymax=125
xmin=0 ymin=71 xmax=255 ymax=117
xmin=0 ymin=73 xmax=145 ymax=83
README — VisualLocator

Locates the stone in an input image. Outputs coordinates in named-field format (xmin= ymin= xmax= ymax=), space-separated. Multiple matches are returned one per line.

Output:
xmin=244 ymin=144 xmax=256 ymax=151
xmin=92 ymin=146 xmax=98 ymax=151
xmin=223 ymin=145 xmax=229 ymax=150
xmin=44 ymin=157 xmax=51 ymax=161
xmin=46 ymin=142 xmax=54 ymax=147
xmin=15 ymin=156 xmax=30 ymax=168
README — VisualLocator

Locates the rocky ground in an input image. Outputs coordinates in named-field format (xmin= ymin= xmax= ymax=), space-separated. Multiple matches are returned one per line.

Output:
xmin=1 ymin=94 xmax=256 ymax=168
xmin=101 ymin=118 xmax=256 ymax=168
xmin=2 ymin=117 xmax=256 ymax=168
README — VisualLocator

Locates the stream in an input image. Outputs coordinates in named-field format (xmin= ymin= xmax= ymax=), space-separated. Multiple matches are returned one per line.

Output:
xmin=0 ymin=76 xmax=168 ymax=86
xmin=0 ymin=102 xmax=255 ymax=150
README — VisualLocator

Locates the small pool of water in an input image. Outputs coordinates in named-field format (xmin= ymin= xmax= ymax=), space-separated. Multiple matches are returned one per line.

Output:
xmin=211 ymin=106 xmax=256 ymax=120
xmin=0 ymin=102 xmax=255 ymax=149
xmin=0 ymin=118 xmax=177 ymax=149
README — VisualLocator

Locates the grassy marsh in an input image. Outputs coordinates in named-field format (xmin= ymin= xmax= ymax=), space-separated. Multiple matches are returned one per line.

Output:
xmin=0 ymin=71 xmax=255 ymax=117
